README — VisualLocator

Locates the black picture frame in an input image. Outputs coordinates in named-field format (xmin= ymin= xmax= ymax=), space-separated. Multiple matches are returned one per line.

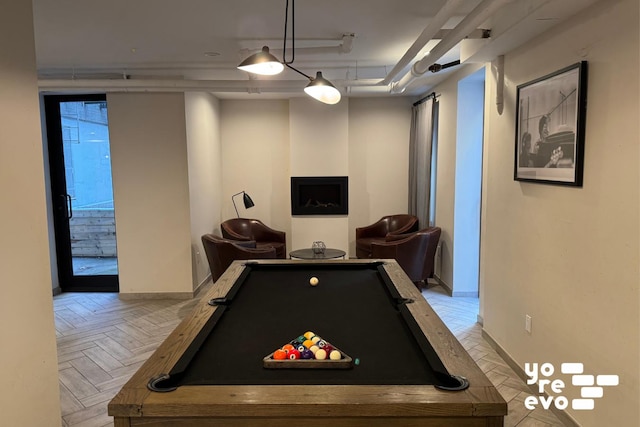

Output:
xmin=514 ymin=61 xmax=588 ymax=186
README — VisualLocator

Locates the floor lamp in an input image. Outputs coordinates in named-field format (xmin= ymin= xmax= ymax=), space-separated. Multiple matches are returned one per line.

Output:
xmin=232 ymin=191 xmax=255 ymax=217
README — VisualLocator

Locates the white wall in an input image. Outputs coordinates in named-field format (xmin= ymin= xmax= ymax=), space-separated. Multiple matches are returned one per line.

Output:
xmin=434 ymin=0 xmax=638 ymax=425
xmin=348 ymin=97 xmax=413 ymax=254
xmin=219 ymin=97 xmax=412 ymax=258
xmin=107 ymin=94 xmax=409 ymax=290
xmin=220 ymin=100 xmax=291 ymax=249
xmin=184 ymin=92 xmax=222 ymax=289
xmin=0 ymin=0 xmax=61 ymax=424
xmin=290 ymin=98 xmax=350 ymax=252
xmin=108 ymin=93 xmax=193 ymax=296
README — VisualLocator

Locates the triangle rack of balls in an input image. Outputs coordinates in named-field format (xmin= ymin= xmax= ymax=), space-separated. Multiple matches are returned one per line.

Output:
xmin=263 ymin=331 xmax=353 ymax=369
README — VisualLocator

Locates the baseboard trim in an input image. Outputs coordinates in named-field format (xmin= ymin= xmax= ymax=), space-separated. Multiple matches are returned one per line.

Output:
xmin=118 ymin=273 xmax=214 ymax=301
xmin=193 ymin=274 xmax=212 ymax=297
xmin=432 ymin=275 xmax=452 ymax=295
xmin=119 ymin=291 xmax=194 ymax=300
xmin=431 ymin=275 xmax=478 ymax=298
xmin=451 ymin=291 xmax=479 ymax=297
xmin=481 ymin=329 xmax=580 ymax=427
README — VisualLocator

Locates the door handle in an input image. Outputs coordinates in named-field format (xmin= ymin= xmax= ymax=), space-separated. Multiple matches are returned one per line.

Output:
xmin=62 ymin=194 xmax=73 ymax=219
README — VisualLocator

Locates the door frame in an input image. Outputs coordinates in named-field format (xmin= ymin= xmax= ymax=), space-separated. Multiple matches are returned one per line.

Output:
xmin=44 ymin=93 xmax=119 ymax=292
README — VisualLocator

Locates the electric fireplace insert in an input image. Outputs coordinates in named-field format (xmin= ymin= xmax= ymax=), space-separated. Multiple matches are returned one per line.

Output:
xmin=291 ymin=176 xmax=348 ymax=215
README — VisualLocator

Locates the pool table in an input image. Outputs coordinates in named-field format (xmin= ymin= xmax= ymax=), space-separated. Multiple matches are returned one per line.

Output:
xmin=109 ymin=260 xmax=506 ymax=426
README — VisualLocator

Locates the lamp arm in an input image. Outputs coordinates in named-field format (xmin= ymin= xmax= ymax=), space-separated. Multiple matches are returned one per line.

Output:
xmin=285 ymin=63 xmax=311 ymax=80
xmin=232 ymin=191 xmax=244 ymax=218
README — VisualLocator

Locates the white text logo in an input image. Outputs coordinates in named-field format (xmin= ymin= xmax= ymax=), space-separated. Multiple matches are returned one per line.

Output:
xmin=524 ymin=362 xmax=618 ymax=411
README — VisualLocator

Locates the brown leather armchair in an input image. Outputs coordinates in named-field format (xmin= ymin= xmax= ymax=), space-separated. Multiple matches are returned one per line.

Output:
xmin=355 ymin=214 xmax=419 ymax=258
xmin=201 ymin=234 xmax=277 ymax=282
xmin=370 ymin=227 xmax=441 ymax=284
xmin=221 ymin=218 xmax=287 ymax=259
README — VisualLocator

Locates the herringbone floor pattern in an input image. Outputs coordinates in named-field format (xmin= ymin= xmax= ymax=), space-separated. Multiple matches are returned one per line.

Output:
xmin=54 ymin=289 xmax=205 ymax=427
xmin=54 ymin=281 xmax=566 ymax=427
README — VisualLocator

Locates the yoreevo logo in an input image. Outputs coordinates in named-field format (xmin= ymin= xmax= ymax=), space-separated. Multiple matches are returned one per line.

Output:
xmin=524 ymin=362 xmax=619 ymax=411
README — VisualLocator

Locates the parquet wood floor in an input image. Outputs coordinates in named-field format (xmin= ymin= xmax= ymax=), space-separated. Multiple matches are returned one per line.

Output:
xmin=53 ymin=281 xmax=567 ymax=427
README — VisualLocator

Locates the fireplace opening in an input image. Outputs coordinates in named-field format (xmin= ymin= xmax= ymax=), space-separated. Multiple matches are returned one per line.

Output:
xmin=291 ymin=176 xmax=348 ymax=216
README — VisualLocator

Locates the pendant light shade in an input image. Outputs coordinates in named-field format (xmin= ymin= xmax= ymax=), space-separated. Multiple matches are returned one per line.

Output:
xmin=237 ymin=46 xmax=284 ymax=76
xmin=304 ymin=71 xmax=341 ymax=105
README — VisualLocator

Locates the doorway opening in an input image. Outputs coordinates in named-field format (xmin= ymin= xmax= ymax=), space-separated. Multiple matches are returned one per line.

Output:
xmin=452 ymin=68 xmax=485 ymax=298
xmin=44 ymin=94 xmax=119 ymax=292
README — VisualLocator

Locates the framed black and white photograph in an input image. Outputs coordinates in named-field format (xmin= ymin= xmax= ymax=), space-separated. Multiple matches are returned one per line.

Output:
xmin=514 ymin=61 xmax=588 ymax=186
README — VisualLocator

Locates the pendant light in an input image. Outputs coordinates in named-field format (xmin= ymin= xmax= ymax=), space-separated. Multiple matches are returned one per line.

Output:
xmin=237 ymin=46 xmax=284 ymax=76
xmin=304 ymin=72 xmax=341 ymax=105
xmin=236 ymin=0 xmax=341 ymax=104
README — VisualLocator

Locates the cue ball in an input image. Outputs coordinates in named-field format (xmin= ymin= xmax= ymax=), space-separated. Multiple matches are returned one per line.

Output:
xmin=309 ymin=277 xmax=319 ymax=286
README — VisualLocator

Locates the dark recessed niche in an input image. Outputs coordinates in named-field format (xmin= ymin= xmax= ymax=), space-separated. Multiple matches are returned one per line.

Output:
xmin=291 ymin=176 xmax=348 ymax=216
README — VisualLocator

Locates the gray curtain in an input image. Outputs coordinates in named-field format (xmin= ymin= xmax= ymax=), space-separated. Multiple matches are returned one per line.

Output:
xmin=408 ymin=98 xmax=434 ymax=229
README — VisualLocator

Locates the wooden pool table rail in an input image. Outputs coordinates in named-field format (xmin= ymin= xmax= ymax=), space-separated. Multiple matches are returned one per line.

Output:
xmin=109 ymin=259 xmax=507 ymax=426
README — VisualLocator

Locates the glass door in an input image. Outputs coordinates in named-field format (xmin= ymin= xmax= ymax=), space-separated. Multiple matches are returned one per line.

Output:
xmin=44 ymin=94 xmax=119 ymax=292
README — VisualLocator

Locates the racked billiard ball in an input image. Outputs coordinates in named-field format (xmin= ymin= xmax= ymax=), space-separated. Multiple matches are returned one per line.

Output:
xmin=282 ymin=344 xmax=295 ymax=353
xmin=273 ymin=349 xmax=287 ymax=360
xmin=300 ymin=349 xmax=314 ymax=359
xmin=315 ymin=349 xmax=327 ymax=360
xmin=329 ymin=350 xmax=342 ymax=360
xmin=288 ymin=349 xmax=300 ymax=359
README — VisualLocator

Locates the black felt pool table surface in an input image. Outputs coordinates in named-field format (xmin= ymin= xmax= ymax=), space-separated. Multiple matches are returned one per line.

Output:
xmin=166 ymin=262 xmax=452 ymax=387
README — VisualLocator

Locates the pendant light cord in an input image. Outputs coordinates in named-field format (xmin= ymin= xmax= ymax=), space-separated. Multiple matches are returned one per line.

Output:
xmin=283 ymin=0 xmax=294 ymax=65
xmin=282 ymin=0 xmax=312 ymax=80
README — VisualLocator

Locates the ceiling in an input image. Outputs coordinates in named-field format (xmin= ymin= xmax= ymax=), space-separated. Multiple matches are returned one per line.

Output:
xmin=32 ymin=0 xmax=599 ymax=99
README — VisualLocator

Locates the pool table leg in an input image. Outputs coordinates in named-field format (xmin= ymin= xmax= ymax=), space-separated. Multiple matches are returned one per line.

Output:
xmin=113 ymin=417 xmax=130 ymax=427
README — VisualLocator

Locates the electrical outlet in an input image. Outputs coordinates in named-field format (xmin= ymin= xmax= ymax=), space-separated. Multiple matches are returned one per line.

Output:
xmin=525 ymin=315 xmax=532 ymax=334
